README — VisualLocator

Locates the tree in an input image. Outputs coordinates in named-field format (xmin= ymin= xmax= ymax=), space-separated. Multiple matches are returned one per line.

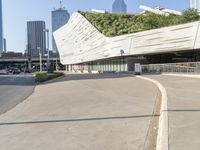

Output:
xmin=80 ymin=8 xmax=200 ymax=37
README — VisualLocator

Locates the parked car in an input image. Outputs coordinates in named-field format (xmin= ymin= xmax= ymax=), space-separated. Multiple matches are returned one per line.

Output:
xmin=8 ymin=68 xmax=14 ymax=74
xmin=0 ymin=69 xmax=8 ymax=75
xmin=12 ymin=68 xmax=21 ymax=74
xmin=24 ymin=68 xmax=31 ymax=73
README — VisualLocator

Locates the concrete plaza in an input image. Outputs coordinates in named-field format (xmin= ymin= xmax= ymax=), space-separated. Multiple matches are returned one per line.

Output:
xmin=0 ymin=74 xmax=159 ymax=150
xmin=0 ymin=74 xmax=199 ymax=150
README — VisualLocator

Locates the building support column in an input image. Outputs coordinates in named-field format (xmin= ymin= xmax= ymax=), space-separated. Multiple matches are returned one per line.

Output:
xmin=28 ymin=59 xmax=32 ymax=71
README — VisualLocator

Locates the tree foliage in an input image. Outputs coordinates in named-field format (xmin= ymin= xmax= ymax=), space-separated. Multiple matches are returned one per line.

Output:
xmin=80 ymin=9 xmax=200 ymax=37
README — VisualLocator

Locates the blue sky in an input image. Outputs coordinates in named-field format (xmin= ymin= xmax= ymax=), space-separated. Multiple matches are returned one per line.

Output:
xmin=3 ymin=0 xmax=189 ymax=52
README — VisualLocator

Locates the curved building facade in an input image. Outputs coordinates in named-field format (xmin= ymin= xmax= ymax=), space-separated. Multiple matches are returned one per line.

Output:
xmin=54 ymin=12 xmax=200 ymax=72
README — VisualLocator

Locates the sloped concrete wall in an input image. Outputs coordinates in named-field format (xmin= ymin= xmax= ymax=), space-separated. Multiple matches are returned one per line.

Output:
xmin=54 ymin=12 xmax=200 ymax=65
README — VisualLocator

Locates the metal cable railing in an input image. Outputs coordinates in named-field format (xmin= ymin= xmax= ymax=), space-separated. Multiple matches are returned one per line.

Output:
xmin=141 ymin=62 xmax=200 ymax=73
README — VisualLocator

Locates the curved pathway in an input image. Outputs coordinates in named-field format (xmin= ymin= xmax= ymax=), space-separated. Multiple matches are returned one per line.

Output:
xmin=0 ymin=74 xmax=159 ymax=150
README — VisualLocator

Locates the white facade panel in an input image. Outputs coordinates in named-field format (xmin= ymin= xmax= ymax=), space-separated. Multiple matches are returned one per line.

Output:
xmin=54 ymin=12 xmax=200 ymax=65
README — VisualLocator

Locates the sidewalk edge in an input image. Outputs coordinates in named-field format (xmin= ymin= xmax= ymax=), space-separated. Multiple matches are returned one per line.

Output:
xmin=136 ymin=76 xmax=169 ymax=150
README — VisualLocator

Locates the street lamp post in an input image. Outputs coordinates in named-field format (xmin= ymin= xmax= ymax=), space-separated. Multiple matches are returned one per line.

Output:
xmin=56 ymin=59 xmax=58 ymax=71
xmin=44 ymin=29 xmax=50 ymax=72
xmin=37 ymin=47 xmax=42 ymax=72
xmin=120 ymin=49 xmax=125 ymax=56
xmin=120 ymin=49 xmax=125 ymax=71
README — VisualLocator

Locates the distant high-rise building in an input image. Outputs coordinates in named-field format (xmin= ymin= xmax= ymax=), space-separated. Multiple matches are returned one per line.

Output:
xmin=52 ymin=1 xmax=70 ymax=52
xmin=190 ymin=0 xmax=200 ymax=11
xmin=3 ymin=38 xmax=6 ymax=52
xmin=27 ymin=21 xmax=46 ymax=57
xmin=112 ymin=0 xmax=127 ymax=14
xmin=0 ymin=0 xmax=3 ymax=53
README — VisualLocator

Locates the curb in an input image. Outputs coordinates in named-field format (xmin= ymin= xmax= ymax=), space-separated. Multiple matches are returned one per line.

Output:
xmin=136 ymin=76 xmax=169 ymax=150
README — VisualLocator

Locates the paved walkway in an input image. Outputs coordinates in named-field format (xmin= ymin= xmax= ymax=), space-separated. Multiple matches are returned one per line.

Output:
xmin=146 ymin=75 xmax=200 ymax=150
xmin=0 ymin=74 xmax=159 ymax=150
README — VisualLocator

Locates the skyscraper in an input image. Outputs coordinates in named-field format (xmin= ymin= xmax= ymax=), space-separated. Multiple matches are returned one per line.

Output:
xmin=27 ymin=21 xmax=46 ymax=57
xmin=190 ymin=0 xmax=200 ymax=11
xmin=0 ymin=0 xmax=3 ymax=53
xmin=112 ymin=0 xmax=127 ymax=14
xmin=52 ymin=1 xmax=70 ymax=52
xmin=3 ymin=38 xmax=6 ymax=52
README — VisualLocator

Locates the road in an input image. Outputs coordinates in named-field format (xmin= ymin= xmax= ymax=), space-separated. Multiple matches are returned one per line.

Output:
xmin=0 ymin=74 xmax=35 ymax=115
xmin=0 ymin=74 xmax=159 ymax=150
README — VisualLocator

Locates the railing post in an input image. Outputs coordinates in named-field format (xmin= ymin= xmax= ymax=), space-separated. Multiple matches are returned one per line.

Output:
xmin=196 ymin=62 xmax=198 ymax=73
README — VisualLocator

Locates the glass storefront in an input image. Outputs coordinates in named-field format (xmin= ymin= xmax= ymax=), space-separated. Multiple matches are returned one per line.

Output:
xmin=87 ymin=57 xmax=128 ymax=72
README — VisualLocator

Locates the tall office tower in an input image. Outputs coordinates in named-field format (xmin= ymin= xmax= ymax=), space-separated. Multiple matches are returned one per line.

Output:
xmin=3 ymin=38 xmax=6 ymax=52
xmin=190 ymin=0 xmax=200 ymax=11
xmin=112 ymin=0 xmax=127 ymax=14
xmin=0 ymin=0 xmax=3 ymax=53
xmin=52 ymin=1 xmax=70 ymax=52
xmin=27 ymin=21 xmax=46 ymax=57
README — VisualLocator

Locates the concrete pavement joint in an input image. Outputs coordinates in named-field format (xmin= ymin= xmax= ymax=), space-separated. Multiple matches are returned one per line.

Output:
xmin=0 ymin=114 xmax=160 ymax=126
xmin=136 ymin=76 xmax=169 ymax=150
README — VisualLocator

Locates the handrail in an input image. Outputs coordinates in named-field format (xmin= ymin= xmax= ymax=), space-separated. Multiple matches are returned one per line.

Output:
xmin=141 ymin=62 xmax=200 ymax=73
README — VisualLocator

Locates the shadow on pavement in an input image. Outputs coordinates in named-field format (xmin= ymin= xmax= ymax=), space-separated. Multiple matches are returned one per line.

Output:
xmin=45 ymin=73 xmax=136 ymax=84
xmin=0 ymin=114 xmax=160 ymax=126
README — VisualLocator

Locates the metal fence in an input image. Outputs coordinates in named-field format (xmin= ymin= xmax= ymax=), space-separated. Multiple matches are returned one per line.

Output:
xmin=141 ymin=62 xmax=200 ymax=73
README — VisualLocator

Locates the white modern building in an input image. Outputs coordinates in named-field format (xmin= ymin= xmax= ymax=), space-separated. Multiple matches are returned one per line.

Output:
xmin=54 ymin=12 xmax=200 ymax=72
xmin=190 ymin=0 xmax=200 ymax=11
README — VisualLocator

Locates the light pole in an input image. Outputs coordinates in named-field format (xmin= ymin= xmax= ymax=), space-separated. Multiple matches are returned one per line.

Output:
xmin=120 ymin=49 xmax=125 ymax=71
xmin=56 ymin=59 xmax=58 ymax=71
xmin=120 ymin=49 xmax=125 ymax=56
xmin=44 ymin=29 xmax=50 ymax=72
xmin=37 ymin=47 xmax=42 ymax=72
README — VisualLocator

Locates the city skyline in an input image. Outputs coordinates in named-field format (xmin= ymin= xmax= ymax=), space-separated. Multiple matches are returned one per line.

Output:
xmin=112 ymin=0 xmax=127 ymax=14
xmin=3 ymin=0 xmax=190 ymax=52
xmin=51 ymin=1 xmax=70 ymax=52
xmin=27 ymin=21 xmax=46 ymax=57
xmin=0 ymin=0 xmax=3 ymax=53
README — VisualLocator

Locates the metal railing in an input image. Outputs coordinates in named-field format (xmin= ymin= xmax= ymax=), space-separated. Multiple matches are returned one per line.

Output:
xmin=142 ymin=62 xmax=200 ymax=74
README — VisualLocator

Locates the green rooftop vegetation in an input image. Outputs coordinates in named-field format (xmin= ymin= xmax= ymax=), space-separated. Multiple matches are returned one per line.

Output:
xmin=80 ymin=9 xmax=200 ymax=37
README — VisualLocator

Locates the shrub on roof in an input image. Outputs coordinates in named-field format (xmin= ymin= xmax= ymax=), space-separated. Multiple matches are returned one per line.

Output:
xmin=182 ymin=8 xmax=200 ymax=22
xmin=80 ymin=9 xmax=200 ymax=37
